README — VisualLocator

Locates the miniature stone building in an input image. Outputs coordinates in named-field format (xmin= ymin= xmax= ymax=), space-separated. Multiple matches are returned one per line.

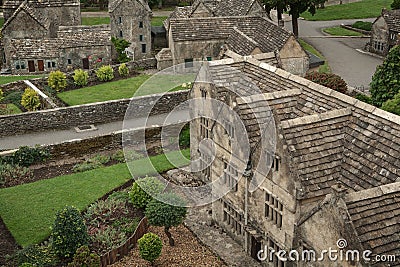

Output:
xmin=190 ymin=54 xmax=400 ymax=266
xmin=109 ymin=0 xmax=153 ymax=60
xmin=369 ymin=9 xmax=400 ymax=56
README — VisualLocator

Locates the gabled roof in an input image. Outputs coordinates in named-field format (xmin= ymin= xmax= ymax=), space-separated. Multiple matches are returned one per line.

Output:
xmin=1 ymin=0 xmax=50 ymax=33
xmin=190 ymin=0 xmax=215 ymax=16
xmin=108 ymin=0 xmax=151 ymax=13
xmin=381 ymin=9 xmax=400 ymax=33
xmin=214 ymin=0 xmax=265 ymax=17
xmin=345 ymin=182 xmax=400 ymax=259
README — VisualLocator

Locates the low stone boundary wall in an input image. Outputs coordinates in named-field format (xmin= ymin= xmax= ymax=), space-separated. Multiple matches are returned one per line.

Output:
xmin=100 ymin=217 xmax=148 ymax=267
xmin=0 ymin=90 xmax=189 ymax=137
xmin=340 ymin=24 xmax=371 ymax=36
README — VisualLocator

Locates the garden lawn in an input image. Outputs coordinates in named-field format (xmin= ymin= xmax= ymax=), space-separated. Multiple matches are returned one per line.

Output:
xmin=57 ymin=74 xmax=151 ymax=105
xmin=0 ymin=75 xmax=42 ymax=85
xmin=152 ymin=16 xmax=168 ymax=26
xmin=81 ymin=16 xmax=110 ymax=25
xmin=0 ymin=149 xmax=190 ymax=247
xmin=301 ymin=0 xmax=392 ymax=21
xmin=323 ymin=26 xmax=363 ymax=36
xmin=298 ymin=39 xmax=331 ymax=73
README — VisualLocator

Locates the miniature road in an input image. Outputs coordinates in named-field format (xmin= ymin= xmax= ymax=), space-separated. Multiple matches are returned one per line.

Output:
xmin=285 ymin=18 xmax=383 ymax=89
xmin=0 ymin=109 xmax=190 ymax=151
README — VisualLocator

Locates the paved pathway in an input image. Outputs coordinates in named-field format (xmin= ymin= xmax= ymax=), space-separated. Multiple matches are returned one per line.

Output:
xmin=284 ymin=18 xmax=383 ymax=89
xmin=0 ymin=109 xmax=189 ymax=151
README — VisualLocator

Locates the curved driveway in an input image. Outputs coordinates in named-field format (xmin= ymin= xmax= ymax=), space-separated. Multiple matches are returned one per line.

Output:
xmin=285 ymin=18 xmax=383 ymax=89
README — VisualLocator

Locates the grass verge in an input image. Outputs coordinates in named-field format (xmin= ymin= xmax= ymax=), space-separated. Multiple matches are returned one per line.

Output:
xmin=298 ymin=39 xmax=331 ymax=73
xmin=0 ymin=75 xmax=43 ymax=85
xmin=152 ymin=16 xmax=168 ymax=26
xmin=301 ymin=0 xmax=392 ymax=21
xmin=323 ymin=26 xmax=364 ymax=36
xmin=81 ymin=17 xmax=110 ymax=25
xmin=0 ymin=149 xmax=190 ymax=247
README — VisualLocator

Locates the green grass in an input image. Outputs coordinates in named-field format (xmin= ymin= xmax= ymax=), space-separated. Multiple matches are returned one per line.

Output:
xmin=323 ymin=26 xmax=364 ymax=36
xmin=57 ymin=75 xmax=151 ymax=105
xmin=0 ymin=149 xmax=190 ymax=247
xmin=0 ymin=18 xmax=4 ymax=28
xmin=152 ymin=16 xmax=168 ymax=26
xmin=0 ymin=75 xmax=42 ymax=85
xmin=4 ymin=103 xmax=22 ymax=115
xmin=301 ymin=0 xmax=392 ymax=21
xmin=298 ymin=39 xmax=331 ymax=73
xmin=81 ymin=16 xmax=110 ymax=25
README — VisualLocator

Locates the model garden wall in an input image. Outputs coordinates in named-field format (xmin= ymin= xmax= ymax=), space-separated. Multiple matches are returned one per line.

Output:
xmin=0 ymin=90 xmax=188 ymax=137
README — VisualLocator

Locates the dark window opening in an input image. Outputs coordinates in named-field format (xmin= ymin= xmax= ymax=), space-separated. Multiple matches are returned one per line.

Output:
xmin=119 ymin=30 xmax=123 ymax=38
xmin=185 ymin=58 xmax=193 ymax=68
xmin=118 ymin=16 xmax=122 ymax=24
xmin=141 ymin=44 xmax=146 ymax=53
xmin=67 ymin=59 xmax=72 ymax=64
xmin=139 ymin=35 xmax=144 ymax=41
xmin=139 ymin=21 xmax=143 ymax=28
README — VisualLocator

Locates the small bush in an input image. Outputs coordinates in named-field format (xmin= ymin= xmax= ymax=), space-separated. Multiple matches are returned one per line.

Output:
xmin=118 ymin=63 xmax=129 ymax=77
xmin=111 ymin=37 xmax=131 ymax=63
xmin=48 ymin=70 xmax=67 ymax=92
xmin=355 ymin=93 xmax=373 ymax=105
xmin=0 ymin=163 xmax=33 ymax=187
xmin=392 ymin=0 xmax=400 ymax=9
xmin=67 ymin=246 xmax=100 ymax=267
xmin=351 ymin=21 xmax=372 ymax=31
xmin=72 ymin=162 xmax=102 ymax=173
xmin=4 ymin=90 xmax=23 ymax=107
xmin=88 ymin=154 xmax=110 ymax=165
xmin=90 ymin=227 xmax=127 ymax=254
xmin=110 ymin=150 xmax=126 ymax=163
xmin=12 ymin=244 xmax=58 ymax=267
xmin=129 ymin=177 xmax=165 ymax=209
xmin=73 ymin=69 xmax=89 ymax=87
xmin=21 ymin=88 xmax=41 ymax=111
xmin=305 ymin=72 xmax=348 ymax=94
xmin=0 ymin=89 xmax=4 ymax=103
xmin=138 ymin=233 xmax=163 ymax=264
xmin=11 ymin=145 xmax=50 ymax=167
xmin=95 ymin=65 xmax=114 ymax=82
xmin=51 ymin=206 xmax=89 ymax=258
xmin=382 ymin=92 xmax=400 ymax=115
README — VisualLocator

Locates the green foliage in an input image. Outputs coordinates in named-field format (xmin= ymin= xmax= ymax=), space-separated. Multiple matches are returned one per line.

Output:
xmin=19 ymin=263 xmax=34 ymax=267
xmin=72 ymin=162 xmax=103 ymax=173
xmin=145 ymin=193 xmax=187 ymax=246
xmin=95 ymin=65 xmax=114 ymax=82
xmin=111 ymin=37 xmax=131 ymax=63
xmin=305 ymin=72 xmax=348 ymax=93
xmin=89 ymin=154 xmax=110 ymax=165
xmin=0 ymin=88 xmax=4 ymax=103
xmin=118 ymin=63 xmax=130 ymax=77
xmin=392 ymin=0 xmax=400 ymax=9
xmin=382 ymin=91 xmax=400 ymax=115
xmin=138 ymin=233 xmax=163 ymax=264
xmin=370 ymin=45 xmax=400 ymax=107
xmin=73 ymin=69 xmax=89 ymax=87
xmin=21 ymin=88 xmax=41 ymax=111
xmin=48 ymin=70 xmax=67 ymax=92
xmin=7 ymin=145 xmax=50 ymax=167
xmin=4 ymin=90 xmax=23 ymax=107
xmin=12 ymin=244 xmax=58 ymax=267
xmin=355 ymin=93 xmax=373 ymax=105
xmin=351 ymin=21 xmax=372 ymax=31
xmin=67 ymin=246 xmax=100 ymax=267
xmin=0 ymin=163 xmax=33 ymax=187
xmin=51 ymin=206 xmax=89 ymax=258
xmin=179 ymin=124 xmax=190 ymax=148
xmin=129 ymin=177 xmax=165 ymax=209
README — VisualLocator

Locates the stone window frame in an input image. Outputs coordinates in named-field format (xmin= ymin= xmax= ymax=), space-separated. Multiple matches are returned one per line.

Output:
xmin=15 ymin=60 xmax=26 ymax=70
xmin=139 ymin=34 xmax=144 ymax=41
xmin=264 ymin=191 xmax=283 ymax=229
xmin=46 ymin=60 xmax=57 ymax=69
xmin=200 ymin=117 xmax=210 ymax=139
xmin=373 ymin=40 xmax=384 ymax=52
xmin=139 ymin=21 xmax=143 ymax=28
xmin=223 ymin=201 xmax=244 ymax=236
xmin=200 ymin=153 xmax=211 ymax=180
xmin=263 ymin=236 xmax=286 ymax=267
xmin=141 ymin=43 xmax=146 ymax=53
xmin=267 ymin=153 xmax=280 ymax=172
xmin=67 ymin=58 xmax=72 ymax=65
xmin=390 ymin=32 xmax=397 ymax=40
xmin=223 ymin=161 xmax=238 ymax=192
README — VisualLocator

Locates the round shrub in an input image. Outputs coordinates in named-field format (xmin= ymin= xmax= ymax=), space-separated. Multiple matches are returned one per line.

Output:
xmin=68 ymin=246 xmax=100 ymax=267
xmin=48 ymin=70 xmax=67 ymax=92
xmin=73 ymin=69 xmax=89 ymax=87
xmin=305 ymin=72 xmax=348 ymax=94
xmin=129 ymin=177 xmax=165 ymax=209
xmin=21 ymin=88 xmax=41 ymax=111
xmin=51 ymin=206 xmax=89 ymax=259
xmin=138 ymin=233 xmax=162 ymax=264
xmin=95 ymin=65 xmax=114 ymax=82
xmin=118 ymin=63 xmax=129 ymax=77
xmin=382 ymin=92 xmax=400 ymax=116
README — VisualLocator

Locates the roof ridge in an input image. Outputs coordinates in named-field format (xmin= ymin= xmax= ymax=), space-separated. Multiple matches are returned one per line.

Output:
xmin=170 ymin=15 xmax=262 ymax=21
xmin=344 ymin=181 xmax=400 ymax=203
xmin=237 ymin=89 xmax=301 ymax=105
xmin=232 ymin=27 xmax=258 ymax=46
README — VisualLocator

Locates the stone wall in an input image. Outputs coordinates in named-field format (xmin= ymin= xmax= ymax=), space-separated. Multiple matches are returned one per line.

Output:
xmin=0 ymin=90 xmax=188 ymax=137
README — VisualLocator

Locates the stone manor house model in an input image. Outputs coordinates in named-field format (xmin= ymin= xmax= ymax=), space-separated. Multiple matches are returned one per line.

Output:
xmin=0 ymin=0 xmax=152 ymax=74
xmin=190 ymin=54 xmax=400 ymax=266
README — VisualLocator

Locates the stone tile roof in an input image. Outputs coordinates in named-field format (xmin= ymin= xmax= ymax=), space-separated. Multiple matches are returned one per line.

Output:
xmin=225 ymin=18 xmax=292 ymax=55
xmin=57 ymin=25 xmax=111 ymax=47
xmin=208 ymin=55 xmax=400 ymax=200
xmin=170 ymin=16 xmax=283 ymax=43
xmin=214 ymin=0 xmax=264 ymax=17
xmin=382 ymin=9 xmax=400 ymax=33
xmin=108 ymin=0 xmax=151 ymax=13
xmin=1 ymin=0 xmax=50 ymax=32
xmin=345 ymin=182 xmax=400 ymax=260
xmin=9 ymin=38 xmax=61 ymax=59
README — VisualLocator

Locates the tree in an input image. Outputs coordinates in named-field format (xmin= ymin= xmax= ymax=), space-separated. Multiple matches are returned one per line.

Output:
xmin=21 ymin=88 xmax=41 ymax=111
xmin=382 ymin=91 xmax=400 ymax=115
xmin=145 ymin=193 xmax=187 ymax=246
xmin=392 ymin=0 xmax=400 ymax=9
xmin=48 ymin=70 xmax=67 ymax=92
xmin=305 ymin=72 xmax=348 ymax=93
xmin=138 ymin=233 xmax=163 ymax=266
xmin=129 ymin=176 xmax=165 ymax=209
xmin=370 ymin=45 xmax=400 ymax=107
xmin=111 ymin=37 xmax=131 ymax=63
